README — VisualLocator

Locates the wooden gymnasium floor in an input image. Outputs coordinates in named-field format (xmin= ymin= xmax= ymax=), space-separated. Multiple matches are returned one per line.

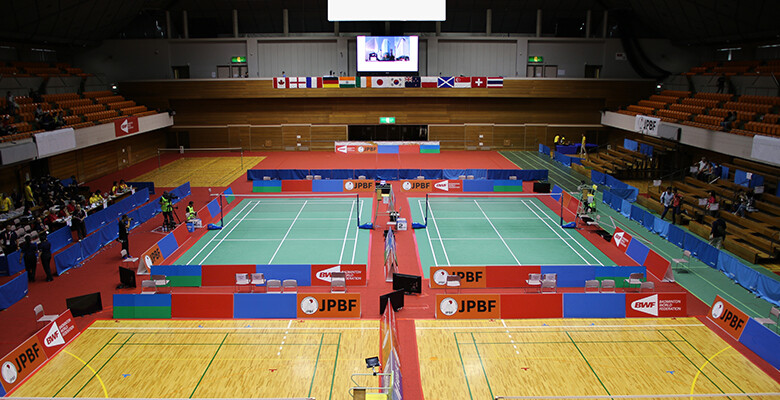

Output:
xmin=416 ymin=318 xmax=780 ymax=400
xmin=133 ymin=156 xmax=266 ymax=188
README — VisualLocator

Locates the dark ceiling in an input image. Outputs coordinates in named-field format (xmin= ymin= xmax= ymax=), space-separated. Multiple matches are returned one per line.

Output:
xmin=0 ymin=0 xmax=778 ymax=46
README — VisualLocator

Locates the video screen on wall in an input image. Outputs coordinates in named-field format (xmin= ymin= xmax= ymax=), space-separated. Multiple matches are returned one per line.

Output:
xmin=357 ymin=36 xmax=419 ymax=72
xmin=329 ymin=0 xmax=445 ymax=21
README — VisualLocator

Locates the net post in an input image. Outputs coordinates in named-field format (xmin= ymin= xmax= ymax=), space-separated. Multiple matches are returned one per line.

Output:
xmin=219 ymin=193 xmax=224 ymax=227
xmin=425 ymin=193 xmax=429 ymax=225
xmin=356 ymin=193 xmax=360 ymax=227
xmin=157 ymin=149 xmax=161 ymax=169
xmin=240 ymin=148 xmax=244 ymax=170
xmin=560 ymin=191 xmax=564 ymax=227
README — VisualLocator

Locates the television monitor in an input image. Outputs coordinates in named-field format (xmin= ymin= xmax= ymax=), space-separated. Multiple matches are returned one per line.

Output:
xmin=392 ymin=273 xmax=421 ymax=294
xmin=65 ymin=292 xmax=103 ymax=317
xmin=357 ymin=36 xmax=418 ymax=73
xmin=379 ymin=289 xmax=405 ymax=314
xmin=329 ymin=0 xmax=445 ymax=21
xmin=118 ymin=266 xmax=136 ymax=288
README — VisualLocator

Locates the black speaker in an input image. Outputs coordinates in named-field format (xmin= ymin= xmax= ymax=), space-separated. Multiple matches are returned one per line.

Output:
xmin=65 ymin=292 xmax=103 ymax=317
xmin=533 ymin=182 xmax=551 ymax=193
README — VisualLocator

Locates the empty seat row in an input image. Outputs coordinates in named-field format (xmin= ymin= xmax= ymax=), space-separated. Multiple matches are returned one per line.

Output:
xmin=70 ymin=104 xmax=106 ymax=115
xmin=693 ymin=92 xmax=734 ymax=102
xmin=744 ymin=121 xmax=780 ymax=136
xmin=648 ymin=95 xmax=678 ymax=103
xmin=660 ymin=90 xmax=691 ymax=98
xmin=627 ymin=105 xmax=654 ymax=115
xmin=120 ymin=105 xmax=148 ymax=115
xmin=723 ymin=101 xmax=773 ymax=114
xmin=669 ymin=103 xmax=705 ymax=114
xmin=41 ymin=92 xmax=80 ymax=103
xmin=94 ymin=95 xmax=124 ymax=104
xmin=84 ymin=110 xmax=118 ymax=122
xmin=82 ymin=90 xmax=114 ymax=98
xmin=57 ymin=98 xmax=94 ymax=109
xmin=739 ymin=95 xmax=780 ymax=106
xmin=656 ymin=109 xmax=692 ymax=121
xmin=694 ymin=114 xmax=724 ymax=126
xmin=763 ymin=114 xmax=780 ymax=124
xmin=637 ymin=100 xmax=667 ymax=109
xmin=708 ymin=108 xmax=756 ymax=121
xmin=107 ymin=100 xmax=136 ymax=110
xmin=681 ymin=98 xmax=719 ymax=108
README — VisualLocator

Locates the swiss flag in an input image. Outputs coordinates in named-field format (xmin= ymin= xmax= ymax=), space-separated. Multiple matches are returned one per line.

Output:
xmin=471 ymin=77 xmax=487 ymax=88
xmin=273 ymin=77 xmax=288 ymax=89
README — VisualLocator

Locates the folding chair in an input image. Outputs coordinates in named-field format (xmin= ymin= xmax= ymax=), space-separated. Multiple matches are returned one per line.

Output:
xmin=584 ymin=280 xmax=600 ymax=293
xmin=283 ymin=279 xmax=298 ymax=293
xmin=541 ymin=279 xmax=557 ymax=293
xmin=416 ymin=176 xmax=425 ymax=180
xmin=235 ymin=273 xmax=251 ymax=293
xmin=672 ymin=250 xmax=692 ymax=272
xmin=151 ymin=274 xmax=171 ymax=293
xmin=141 ymin=280 xmax=157 ymax=294
xmin=34 ymin=304 xmax=58 ymax=327
xmin=754 ymin=306 xmax=779 ymax=333
xmin=640 ymin=281 xmax=655 ymax=292
xmin=357 ymin=175 xmax=367 ymax=180
xmin=330 ymin=271 xmax=347 ymax=293
xmin=624 ymin=273 xmax=644 ymax=291
xmin=266 ymin=279 xmax=282 ymax=293
xmin=600 ymin=279 xmax=616 ymax=293
xmin=445 ymin=274 xmax=461 ymax=293
xmin=542 ymin=273 xmax=557 ymax=283
xmin=250 ymin=273 xmax=266 ymax=293
xmin=526 ymin=273 xmax=542 ymax=293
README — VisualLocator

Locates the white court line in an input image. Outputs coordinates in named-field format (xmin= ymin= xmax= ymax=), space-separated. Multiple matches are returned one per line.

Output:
xmin=419 ymin=199 xmax=439 ymax=266
xmin=338 ymin=200 xmax=355 ymax=264
xmin=432 ymin=217 xmax=544 ymax=220
xmin=501 ymin=319 xmax=520 ymax=355
xmin=184 ymin=200 xmax=254 ymax=264
xmin=217 ymin=238 xmax=354 ymax=242
xmin=520 ymin=200 xmax=592 ymax=265
xmin=268 ymin=201 xmax=308 ymax=263
xmin=89 ymin=326 xmax=378 ymax=331
xmin=351 ymin=199 xmax=361 ymax=264
xmin=525 ymin=199 xmax=604 ymax=266
xmin=427 ymin=201 xmax=451 ymax=265
xmin=239 ymin=217 xmax=350 ymax=221
xmin=278 ymin=320 xmax=292 ymax=356
xmin=196 ymin=201 xmax=261 ymax=265
xmin=415 ymin=323 xmax=706 ymax=330
xmin=424 ymin=237 xmax=575 ymax=241
xmin=474 ymin=200 xmax=521 ymax=265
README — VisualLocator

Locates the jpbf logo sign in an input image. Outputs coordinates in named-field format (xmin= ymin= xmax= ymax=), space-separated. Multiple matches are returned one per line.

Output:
xmin=297 ymin=293 xmax=361 ymax=318
xmin=335 ymin=144 xmax=377 ymax=154
xmin=0 ymin=336 xmax=45 ymax=392
xmin=707 ymin=295 xmax=749 ymax=340
xmin=429 ymin=266 xmax=486 ymax=289
xmin=612 ymin=227 xmax=632 ymax=251
xmin=114 ymin=116 xmax=139 ymax=137
xmin=625 ymin=293 xmax=686 ymax=317
xmin=342 ymin=180 xmax=374 ymax=192
xmin=435 ymin=294 xmax=500 ymax=319
xmin=400 ymin=180 xmax=431 ymax=192
xmin=310 ymin=264 xmax=366 ymax=286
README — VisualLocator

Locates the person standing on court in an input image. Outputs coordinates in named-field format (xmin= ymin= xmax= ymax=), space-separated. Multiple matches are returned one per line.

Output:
xmin=709 ymin=216 xmax=727 ymax=249
xmin=39 ymin=233 xmax=53 ymax=281
xmin=118 ymin=214 xmax=131 ymax=259
xmin=19 ymin=235 xmax=38 ymax=282
xmin=160 ymin=192 xmax=174 ymax=230
xmin=659 ymin=187 xmax=674 ymax=221
xmin=72 ymin=204 xmax=87 ymax=241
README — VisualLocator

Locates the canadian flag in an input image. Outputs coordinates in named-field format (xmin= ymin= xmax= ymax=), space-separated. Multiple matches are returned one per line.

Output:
xmin=471 ymin=77 xmax=487 ymax=88
xmin=273 ymin=77 xmax=288 ymax=89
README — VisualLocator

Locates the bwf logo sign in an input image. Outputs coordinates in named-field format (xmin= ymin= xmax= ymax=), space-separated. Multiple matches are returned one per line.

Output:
xmin=114 ymin=116 xmax=139 ymax=137
xmin=625 ymin=293 xmax=686 ymax=318
xmin=612 ymin=228 xmax=632 ymax=250
xmin=630 ymin=294 xmax=658 ymax=316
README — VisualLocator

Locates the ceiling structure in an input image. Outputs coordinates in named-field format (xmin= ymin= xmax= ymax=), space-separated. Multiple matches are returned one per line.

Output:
xmin=0 ymin=0 xmax=778 ymax=46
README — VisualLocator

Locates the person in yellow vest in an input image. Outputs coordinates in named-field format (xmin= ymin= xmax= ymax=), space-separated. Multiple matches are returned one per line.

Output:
xmin=118 ymin=180 xmax=129 ymax=191
xmin=111 ymin=181 xmax=119 ymax=195
xmin=186 ymin=201 xmax=197 ymax=221
xmin=0 ymin=193 xmax=12 ymax=213
xmin=89 ymin=190 xmax=103 ymax=206
xmin=554 ymin=135 xmax=560 ymax=145
xmin=23 ymin=181 xmax=35 ymax=212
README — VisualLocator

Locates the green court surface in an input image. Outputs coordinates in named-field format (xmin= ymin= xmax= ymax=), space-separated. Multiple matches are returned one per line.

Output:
xmin=176 ymin=197 xmax=371 ymax=265
xmin=410 ymin=196 xmax=614 ymax=277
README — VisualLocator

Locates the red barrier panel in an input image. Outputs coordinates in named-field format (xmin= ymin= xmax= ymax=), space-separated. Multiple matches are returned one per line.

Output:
xmin=282 ymin=180 xmax=313 ymax=192
xmin=399 ymin=144 xmax=420 ymax=153
xmin=500 ymin=294 xmax=563 ymax=318
xmin=625 ymin=293 xmax=687 ymax=317
xmin=612 ymin=227 xmax=632 ymax=251
xmin=201 ymin=265 xmax=256 ymax=286
xmin=435 ymin=294 xmax=501 ymax=319
xmin=485 ymin=265 xmax=541 ymax=288
xmin=171 ymin=223 xmax=190 ymax=248
xmin=310 ymin=264 xmax=367 ymax=286
xmin=172 ymin=293 xmax=234 ymax=318
xmin=644 ymin=250 xmax=674 ymax=281
xmin=430 ymin=266 xmax=487 ymax=288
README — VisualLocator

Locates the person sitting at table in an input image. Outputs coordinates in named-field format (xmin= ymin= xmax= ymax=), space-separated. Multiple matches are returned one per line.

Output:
xmin=42 ymin=210 xmax=58 ymax=230
xmin=118 ymin=180 xmax=129 ymax=191
xmin=31 ymin=217 xmax=46 ymax=234
xmin=0 ymin=193 xmax=13 ymax=213
xmin=89 ymin=190 xmax=103 ymax=206
xmin=111 ymin=181 xmax=118 ymax=195
xmin=65 ymin=200 xmax=76 ymax=214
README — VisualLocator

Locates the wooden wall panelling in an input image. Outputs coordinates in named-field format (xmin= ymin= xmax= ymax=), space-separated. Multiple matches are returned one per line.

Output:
xmin=310 ymin=125 xmax=347 ymax=151
xmin=48 ymin=151 xmax=81 ymax=182
xmin=250 ymin=126 xmax=283 ymax=150
xmin=281 ymin=124 xmax=311 ymax=151
xmin=429 ymin=125 xmax=465 ymax=149
xmin=227 ymin=125 xmax=250 ymax=149
xmin=493 ymin=125 xmax=525 ymax=150
xmin=187 ymin=127 xmax=230 ymax=148
xmin=524 ymin=125 xmax=549 ymax=151
xmin=464 ymin=124 xmax=494 ymax=149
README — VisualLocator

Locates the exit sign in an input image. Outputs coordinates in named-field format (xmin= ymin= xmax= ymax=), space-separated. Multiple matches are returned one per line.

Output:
xmin=379 ymin=117 xmax=395 ymax=124
xmin=528 ymin=56 xmax=544 ymax=63
xmin=231 ymin=56 xmax=246 ymax=63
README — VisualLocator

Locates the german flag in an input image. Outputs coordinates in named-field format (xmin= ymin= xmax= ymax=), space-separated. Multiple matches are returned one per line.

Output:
xmin=323 ymin=76 xmax=339 ymax=88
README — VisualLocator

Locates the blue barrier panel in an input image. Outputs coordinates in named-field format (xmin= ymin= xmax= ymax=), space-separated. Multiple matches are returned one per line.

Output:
xmin=128 ymin=181 xmax=155 ymax=195
xmin=653 ymin=217 xmax=670 ymax=238
xmin=399 ymin=169 xmax=421 ymax=179
xmin=553 ymin=152 xmax=571 ymax=166
xmin=54 ymin=243 xmax=84 ymax=274
xmin=171 ymin=182 xmax=191 ymax=202
xmin=137 ymin=201 xmax=158 ymax=222
xmin=720 ymin=166 xmax=729 ymax=180
xmin=256 ymin=265 xmax=312 ymax=286
xmin=591 ymin=170 xmax=606 ymax=185
xmin=5 ymin=250 xmax=24 ymax=275
xmin=626 ymin=239 xmax=650 ymax=265
xmin=540 ymin=265 xmax=595 ymax=287
xmin=630 ymin=204 xmax=644 ymax=223
xmin=354 ymin=169 xmax=376 ymax=180
xmin=152 ymin=265 xmax=202 ymax=277
xmin=696 ymin=243 xmax=719 ymax=268
xmin=464 ymin=169 xmax=488 ymax=179
xmin=623 ymin=139 xmax=638 ymax=152
xmin=158 ymin=233 xmax=179 ymax=260
xmin=233 ymin=293 xmax=297 ymax=318
xmin=667 ymin=225 xmax=685 ymax=248
xmin=493 ymin=179 xmax=523 ymax=187
xmin=612 ymin=187 xmax=639 ymax=203
xmin=378 ymin=145 xmax=399 ymax=154
xmin=639 ymin=143 xmax=653 ymax=157
xmin=254 ymin=180 xmax=282 ymax=187
xmin=517 ymin=170 xmax=548 ymax=181
xmin=85 ymin=207 xmax=108 ymax=234
xmin=538 ymin=144 xmax=550 ymax=154
xmin=739 ymin=318 xmax=780 ymax=369
xmin=420 ymin=144 xmax=439 ymax=151
xmin=310 ymin=169 xmax=333 ymax=179
xmin=734 ymin=170 xmax=750 ymax=187
xmin=420 ymin=169 xmax=443 ymax=179
xmin=601 ymin=189 xmax=612 ymax=206
xmin=605 ymin=175 xmax=626 ymax=190
xmin=0 ymin=377 xmax=5 ymax=396
xmin=114 ymin=293 xmax=172 ymax=307
xmin=611 ymin=193 xmax=623 ymax=211
xmin=620 ymin=199 xmax=632 ymax=218
xmin=683 ymin=232 xmax=707 ymax=257
xmin=442 ymin=169 xmax=466 ymax=179
xmin=717 ymin=252 xmax=780 ymax=306
xmin=46 ymin=226 xmax=73 ymax=253
xmin=206 ymin=199 xmax=221 ymax=219
xmin=594 ymin=266 xmax=645 ymax=278
xmin=642 ymin=211 xmax=655 ymax=230
xmin=127 ymin=210 xmax=142 ymax=230
xmin=81 ymin=228 xmax=105 ymax=256
xmin=463 ymin=180 xmax=494 ymax=192
xmin=0 ymin=271 xmax=28 ymax=310
xmin=551 ymin=185 xmax=563 ymax=202
xmin=330 ymin=169 xmax=353 ymax=179
xmin=312 ymin=180 xmax=344 ymax=192
xmin=563 ymin=293 xmax=626 ymax=318
xmin=376 ymin=169 xmax=399 ymax=180
xmin=98 ymin=221 xmax=119 ymax=246
xmin=487 ymin=170 xmax=522 ymax=180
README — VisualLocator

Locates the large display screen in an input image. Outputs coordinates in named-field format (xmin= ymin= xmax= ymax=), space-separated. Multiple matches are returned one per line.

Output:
xmin=329 ymin=0 xmax=445 ymax=21
xmin=357 ymin=36 xmax=419 ymax=72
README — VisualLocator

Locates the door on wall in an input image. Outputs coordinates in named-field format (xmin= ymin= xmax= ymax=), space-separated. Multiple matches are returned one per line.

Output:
xmin=585 ymin=65 xmax=602 ymax=78
xmin=282 ymin=124 xmax=312 ymax=151
xmin=465 ymin=124 xmax=494 ymax=150
xmin=172 ymin=66 xmax=190 ymax=79
xmin=117 ymin=145 xmax=131 ymax=170
xmin=347 ymin=125 xmax=428 ymax=141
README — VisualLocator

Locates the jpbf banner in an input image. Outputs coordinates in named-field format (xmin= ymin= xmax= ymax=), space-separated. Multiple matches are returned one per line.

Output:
xmin=400 ymin=180 xmax=431 ymax=192
xmin=335 ymin=143 xmax=378 ymax=154
xmin=625 ymin=293 xmax=686 ymax=317
xmin=708 ymin=295 xmax=749 ymax=340
xmin=310 ymin=264 xmax=367 ymax=286
xmin=612 ymin=227 xmax=632 ymax=252
xmin=342 ymin=180 xmax=374 ymax=192
xmin=430 ymin=266 xmax=487 ymax=288
xmin=435 ymin=294 xmax=500 ymax=319
xmin=114 ymin=116 xmax=139 ymax=137
xmin=634 ymin=115 xmax=660 ymax=136
xmin=296 ymin=293 xmax=361 ymax=318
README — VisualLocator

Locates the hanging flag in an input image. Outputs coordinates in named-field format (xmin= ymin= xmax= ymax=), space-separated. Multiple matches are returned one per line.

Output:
xmin=306 ymin=77 xmax=322 ymax=88
xmin=339 ymin=76 xmax=356 ymax=88
xmin=405 ymin=76 xmax=421 ymax=88
xmin=390 ymin=77 xmax=405 ymax=87
xmin=359 ymin=77 xmax=371 ymax=88
xmin=421 ymin=76 xmax=438 ymax=88
xmin=454 ymin=77 xmax=471 ymax=88
xmin=438 ymin=77 xmax=454 ymax=88
xmin=487 ymin=77 xmax=504 ymax=88
xmin=471 ymin=77 xmax=487 ymax=88
xmin=289 ymin=77 xmax=307 ymax=88
xmin=273 ymin=77 xmax=287 ymax=89
xmin=371 ymin=77 xmax=393 ymax=88
xmin=323 ymin=76 xmax=339 ymax=88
